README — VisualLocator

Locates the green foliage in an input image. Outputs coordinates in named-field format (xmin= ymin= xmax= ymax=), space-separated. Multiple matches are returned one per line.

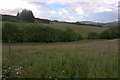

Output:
xmin=17 ymin=9 xmax=35 ymax=23
xmin=100 ymin=27 xmax=119 ymax=39
xmin=88 ymin=32 xmax=99 ymax=39
xmin=2 ymin=23 xmax=82 ymax=43
xmin=63 ymin=28 xmax=79 ymax=42
xmin=2 ymin=23 xmax=20 ymax=42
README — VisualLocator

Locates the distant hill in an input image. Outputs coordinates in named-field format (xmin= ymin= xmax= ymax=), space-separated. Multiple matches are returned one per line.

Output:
xmin=100 ymin=21 xmax=119 ymax=28
xmin=80 ymin=21 xmax=97 ymax=24
xmin=79 ymin=21 xmax=119 ymax=28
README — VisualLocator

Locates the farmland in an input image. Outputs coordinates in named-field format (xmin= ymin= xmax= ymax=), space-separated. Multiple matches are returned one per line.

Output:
xmin=2 ymin=39 xmax=118 ymax=78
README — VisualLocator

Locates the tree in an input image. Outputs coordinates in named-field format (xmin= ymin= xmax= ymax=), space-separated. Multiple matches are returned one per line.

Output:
xmin=88 ymin=32 xmax=99 ymax=39
xmin=100 ymin=27 xmax=119 ymax=39
xmin=63 ymin=28 xmax=78 ymax=42
xmin=2 ymin=23 xmax=20 ymax=42
xmin=17 ymin=9 xmax=35 ymax=22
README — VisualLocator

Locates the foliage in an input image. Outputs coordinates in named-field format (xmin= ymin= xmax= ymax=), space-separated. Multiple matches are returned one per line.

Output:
xmin=2 ymin=23 xmax=82 ymax=43
xmin=100 ymin=27 xmax=119 ymax=39
xmin=17 ymin=9 xmax=35 ymax=23
xmin=63 ymin=28 xmax=79 ymax=42
xmin=88 ymin=32 xmax=99 ymax=39
xmin=2 ymin=23 xmax=20 ymax=42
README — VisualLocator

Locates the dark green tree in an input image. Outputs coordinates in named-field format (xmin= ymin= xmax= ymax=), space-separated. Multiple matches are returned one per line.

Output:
xmin=88 ymin=32 xmax=99 ymax=39
xmin=2 ymin=23 xmax=20 ymax=42
xmin=17 ymin=9 xmax=35 ymax=22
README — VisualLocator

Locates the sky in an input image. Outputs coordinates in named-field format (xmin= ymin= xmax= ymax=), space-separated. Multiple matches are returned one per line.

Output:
xmin=0 ymin=0 xmax=119 ymax=22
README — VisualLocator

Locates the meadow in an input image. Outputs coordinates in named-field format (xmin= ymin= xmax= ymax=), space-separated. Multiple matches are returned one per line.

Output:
xmin=2 ymin=39 xmax=118 ymax=78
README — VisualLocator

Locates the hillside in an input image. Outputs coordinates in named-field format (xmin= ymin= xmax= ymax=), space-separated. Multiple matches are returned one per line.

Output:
xmin=49 ymin=22 xmax=108 ymax=37
xmin=2 ymin=22 xmax=108 ymax=38
xmin=101 ymin=21 xmax=119 ymax=28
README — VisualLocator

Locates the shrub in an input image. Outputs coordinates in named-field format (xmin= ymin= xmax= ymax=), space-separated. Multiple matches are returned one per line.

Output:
xmin=63 ymin=28 xmax=78 ymax=42
xmin=100 ymin=27 xmax=119 ymax=39
xmin=87 ymin=32 xmax=99 ymax=39
xmin=2 ymin=23 xmax=20 ymax=42
xmin=2 ymin=23 xmax=82 ymax=43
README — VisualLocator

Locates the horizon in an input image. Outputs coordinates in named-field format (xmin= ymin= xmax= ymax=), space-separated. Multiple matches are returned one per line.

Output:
xmin=0 ymin=0 xmax=119 ymax=23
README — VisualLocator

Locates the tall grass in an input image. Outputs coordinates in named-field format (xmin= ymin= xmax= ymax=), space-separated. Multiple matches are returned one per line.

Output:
xmin=2 ymin=39 xmax=118 ymax=78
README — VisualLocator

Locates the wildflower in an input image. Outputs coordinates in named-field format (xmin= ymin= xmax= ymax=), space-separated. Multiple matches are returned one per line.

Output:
xmin=16 ymin=72 xmax=19 ymax=75
xmin=9 ymin=67 xmax=11 ymax=69
xmin=62 ymin=70 xmax=64 ymax=73
xmin=14 ymin=69 xmax=18 ymax=71
xmin=4 ymin=70 xmax=6 ymax=72
xmin=49 ymin=77 xmax=51 ymax=78
xmin=20 ymin=67 xmax=22 ymax=69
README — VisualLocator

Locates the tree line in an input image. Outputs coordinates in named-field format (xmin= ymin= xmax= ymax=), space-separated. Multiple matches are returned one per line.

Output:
xmin=87 ymin=27 xmax=119 ymax=39
xmin=2 ymin=23 xmax=83 ymax=43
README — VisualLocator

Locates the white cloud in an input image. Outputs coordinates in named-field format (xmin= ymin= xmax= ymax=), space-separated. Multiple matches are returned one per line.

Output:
xmin=0 ymin=0 xmax=119 ymax=22
xmin=50 ymin=11 xmax=56 ymax=14
xmin=75 ymin=8 xmax=83 ymax=15
xmin=0 ymin=0 xmax=42 ymax=17
xmin=58 ymin=9 xmax=69 ymax=16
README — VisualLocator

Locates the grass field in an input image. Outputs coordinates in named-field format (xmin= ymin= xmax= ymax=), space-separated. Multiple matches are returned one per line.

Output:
xmin=49 ymin=22 xmax=108 ymax=37
xmin=2 ymin=39 xmax=118 ymax=78
xmin=2 ymin=22 xmax=108 ymax=38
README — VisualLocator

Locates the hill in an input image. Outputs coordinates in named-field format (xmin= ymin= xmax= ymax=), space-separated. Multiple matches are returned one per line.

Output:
xmin=101 ymin=21 xmax=119 ymax=28
xmin=49 ymin=22 xmax=108 ymax=37
xmin=2 ymin=21 xmax=108 ymax=38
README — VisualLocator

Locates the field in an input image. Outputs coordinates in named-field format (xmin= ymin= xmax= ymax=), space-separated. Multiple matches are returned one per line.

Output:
xmin=49 ymin=22 xmax=108 ymax=37
xmin=2 ymin=39 xmax=118 ymax=78
xmin=2 ymin=22 xmax=108 ymax=38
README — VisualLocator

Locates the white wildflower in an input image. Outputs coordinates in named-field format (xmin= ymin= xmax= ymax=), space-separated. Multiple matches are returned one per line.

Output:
xmin=16 ymin=72 xmax=19 ymax=75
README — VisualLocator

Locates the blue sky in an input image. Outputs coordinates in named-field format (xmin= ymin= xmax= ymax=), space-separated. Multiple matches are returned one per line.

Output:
xmin=0 ymin=0 xmax=119 ymax=22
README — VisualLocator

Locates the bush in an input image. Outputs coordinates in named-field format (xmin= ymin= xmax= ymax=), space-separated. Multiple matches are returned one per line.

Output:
xmin=100 ymin=27 xmax=119 ymax=39
xmin=63 ymin=28 xmax=78 ymax=42
xmin=2 ymin=23 xmax=82 ymax=43
xmin=87 ymin=32 xmax=99 ymax=39
xmin=2 ymin=23 xmax=20 ymax=42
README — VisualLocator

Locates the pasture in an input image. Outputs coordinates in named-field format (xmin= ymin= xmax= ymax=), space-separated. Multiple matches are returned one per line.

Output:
xmin=2 ymin=39 xmax=118 ymax=78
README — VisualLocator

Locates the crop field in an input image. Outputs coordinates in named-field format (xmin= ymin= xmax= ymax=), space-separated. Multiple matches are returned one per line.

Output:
xmin=2 ymin=39 xmax=118 ymax=78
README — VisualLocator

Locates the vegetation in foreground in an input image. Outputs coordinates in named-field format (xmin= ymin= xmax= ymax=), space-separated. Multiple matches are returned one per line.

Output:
xmin=2 ymin=39 xmax=118 ymax=78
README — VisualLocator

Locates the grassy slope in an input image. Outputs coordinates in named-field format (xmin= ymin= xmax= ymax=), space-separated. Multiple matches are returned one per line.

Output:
xmin=3 ymin=39 xmax=118 ymax=78
xmin=48 ymin=22 xmax=108 ymax=37
xmin=2 ymin=22 xmax=108 ymax=38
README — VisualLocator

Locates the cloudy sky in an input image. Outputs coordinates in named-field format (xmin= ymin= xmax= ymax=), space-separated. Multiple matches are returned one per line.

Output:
xmin=0 ymin=0 xmax=119 ymax=22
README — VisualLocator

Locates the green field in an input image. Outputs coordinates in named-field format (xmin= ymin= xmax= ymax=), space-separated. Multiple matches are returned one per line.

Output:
xmin=2 ymin=22 xmax=108 ymax=38
xmin=49 ymin=22 xmax=108 ymax=37
xmin=2 ymin=39 xmax=118 ymax=78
